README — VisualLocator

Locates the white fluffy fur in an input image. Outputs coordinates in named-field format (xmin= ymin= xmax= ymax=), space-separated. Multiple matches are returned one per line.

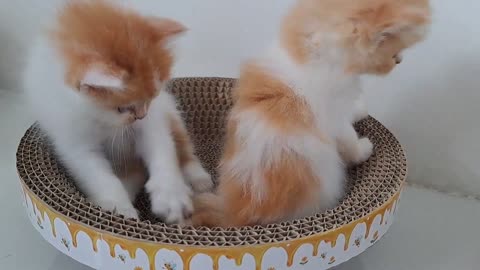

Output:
xmin=225 ymin=40 xmax=372 ymax=221
xmin=81 ymin=68 xmax=125 ymax=91
xmin=23 ymin=37 xmax=211 ymax=223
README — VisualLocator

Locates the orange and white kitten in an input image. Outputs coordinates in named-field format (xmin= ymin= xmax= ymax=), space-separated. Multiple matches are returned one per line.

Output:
xmin=193 ymin=0 xmax=430 ymax=227
xmin=23 ymin=0 xmax=212 ymax=223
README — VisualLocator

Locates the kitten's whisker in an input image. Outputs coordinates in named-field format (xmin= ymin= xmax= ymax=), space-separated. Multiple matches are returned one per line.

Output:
xmin=111 ymin=129 xmax=118 ymax=172
xmin=121 ymin=127 xmax=128 ymax=176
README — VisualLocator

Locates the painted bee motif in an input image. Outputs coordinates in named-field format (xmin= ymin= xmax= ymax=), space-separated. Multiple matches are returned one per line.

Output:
xmin=61 ymin=238 xmax=70 ymax=251
xmin=354 ymin=237 xmax=362 ymax=247
xmin=163 ymin=263 xmax=176 ymax=270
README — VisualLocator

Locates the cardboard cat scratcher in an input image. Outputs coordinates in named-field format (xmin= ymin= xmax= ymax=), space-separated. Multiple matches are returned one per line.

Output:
xmin=16 ymin=77 xmax=406 ymax=270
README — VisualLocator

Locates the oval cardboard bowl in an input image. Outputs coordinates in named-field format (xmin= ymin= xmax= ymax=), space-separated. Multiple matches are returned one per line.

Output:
xmin=16 ymin=78 xmax=406 ymax=270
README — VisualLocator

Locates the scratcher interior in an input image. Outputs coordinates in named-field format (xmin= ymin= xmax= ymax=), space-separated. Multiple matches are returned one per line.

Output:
xmin=17 ymin=77 xmax=406 ymax=270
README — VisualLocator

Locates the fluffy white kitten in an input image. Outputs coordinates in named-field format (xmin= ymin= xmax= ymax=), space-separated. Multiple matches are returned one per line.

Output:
xmin=23 ymin=1 xmax=212 ymax=223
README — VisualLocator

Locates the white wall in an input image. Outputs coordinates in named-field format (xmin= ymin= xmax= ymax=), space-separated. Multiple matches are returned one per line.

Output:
xmin=363 ymin=0 xmax=480 ymax=197
xmin=0 ymin=0 xmax=62 ymax=90
xmin=1 ymin=0 xmax=479 ymax=197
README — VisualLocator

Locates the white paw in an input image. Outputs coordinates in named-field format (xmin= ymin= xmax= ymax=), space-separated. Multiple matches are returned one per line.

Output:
xmin=95 ymin=199 xmax=139 ymax=220
xmin=182 ymin=162 xmax=214 ymax=192
xmin=146 ymin=176 xmax=193 ymax=225
xmin=354 ymin=138 xmax=374 ymax=164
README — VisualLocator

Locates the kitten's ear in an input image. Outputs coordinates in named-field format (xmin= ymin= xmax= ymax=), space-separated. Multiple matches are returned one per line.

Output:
xmin=80 ymin=67 xmax=125 ymax=92
xmin=374 ymin=23 xmax=410 ymax=45
xmin=373 ymin=9 xmax=430 ymax=46
xmin=148 ymin=17 xmax=187 ymax=40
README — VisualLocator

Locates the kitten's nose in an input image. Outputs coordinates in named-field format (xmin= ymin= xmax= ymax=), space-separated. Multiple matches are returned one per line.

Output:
xmin=134 ymin=108 xmax=147 ymax=120
xmin=394 ymin=54 xmax=403 ymax=64
xmin=134 ymin=113 xmax=146 ymax=120
xmin=133 ymin=103 xmax=148 ymax=120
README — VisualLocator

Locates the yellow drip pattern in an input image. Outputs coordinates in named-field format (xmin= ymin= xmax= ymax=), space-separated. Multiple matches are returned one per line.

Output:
xmin=24 ymin=183 xmax=402 ymax=270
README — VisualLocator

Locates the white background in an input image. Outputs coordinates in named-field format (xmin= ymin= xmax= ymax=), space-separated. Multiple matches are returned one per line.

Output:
xmin=0 ymin=0 xmax=479 ymax=269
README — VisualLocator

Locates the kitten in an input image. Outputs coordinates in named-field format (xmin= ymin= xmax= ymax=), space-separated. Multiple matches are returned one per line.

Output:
xmin=193 ymin=0 xmax=430 ymax=227
xmin=23 ymin=0 xmax=213 ymax=223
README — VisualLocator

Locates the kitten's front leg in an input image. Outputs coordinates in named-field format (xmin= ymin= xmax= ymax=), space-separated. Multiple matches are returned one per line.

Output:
xmin=59 ymin=146 xmax=138 ymax=219
xmin=137 ymin=115 xmax=193 ymax=225
xmin=352 ymin=97 xmax=369 ymax=123
xmin=169 ymin=114 xmax=213 ymax=193
xmin=336 ymin=123 xmax=373 ymax=165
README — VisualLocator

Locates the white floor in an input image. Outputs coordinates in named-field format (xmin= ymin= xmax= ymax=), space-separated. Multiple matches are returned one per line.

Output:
xmin=1 ymin=88 xmax=480 ymax=270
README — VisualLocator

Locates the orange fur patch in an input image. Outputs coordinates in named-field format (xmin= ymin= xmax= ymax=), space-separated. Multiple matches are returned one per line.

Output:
xmin=281 ymin=6 xmax=310 ymax=64
xmin=235 ymin=64 xmax=331 ymax=143
xmin=234 ymin=63 xmax=316 ymax=134
xmin=50 ymin=0 xmax=185 ymax=109
xmin=169 ymin=115 xmax=195 ymax=167
xmin=218 ymin=152 xmax=321 ymax=227
xmin=193 ymin=146 xmax=324 ymax=227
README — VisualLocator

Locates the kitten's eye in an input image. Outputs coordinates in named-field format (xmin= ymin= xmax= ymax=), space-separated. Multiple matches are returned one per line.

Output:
xmin=117 ymin=106 xmax=133 ymax=114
